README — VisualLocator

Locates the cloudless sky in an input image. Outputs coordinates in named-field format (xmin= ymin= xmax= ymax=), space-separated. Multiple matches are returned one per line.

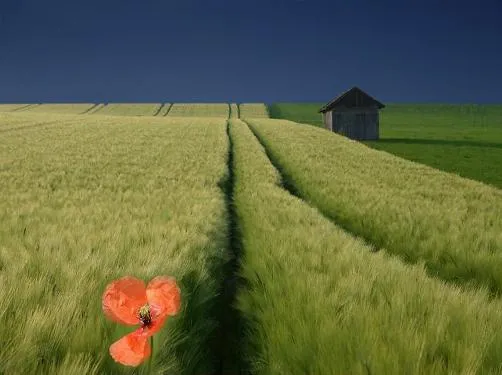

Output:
xmin=0 ymin=0 xmax=501 ymax=103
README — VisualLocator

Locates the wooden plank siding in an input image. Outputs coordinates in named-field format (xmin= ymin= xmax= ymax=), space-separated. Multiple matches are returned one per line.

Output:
xmin=323 ymin=111 xmax=333 ymax=131
xmin=329 ymin=107 xmax=379 ymax=140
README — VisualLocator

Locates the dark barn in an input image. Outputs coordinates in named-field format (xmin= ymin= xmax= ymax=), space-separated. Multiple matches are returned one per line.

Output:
xmin=319 ymin=87 xmax=385 ymax=140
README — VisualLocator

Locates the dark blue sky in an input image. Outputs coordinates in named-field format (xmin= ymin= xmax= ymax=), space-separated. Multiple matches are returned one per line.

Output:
xmin=0 ymin=0 xmax=501 ymax=103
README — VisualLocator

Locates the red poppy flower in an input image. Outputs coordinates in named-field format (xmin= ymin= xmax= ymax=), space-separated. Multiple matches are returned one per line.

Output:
xmin=102 ymin=276 xmax=181 ymax=366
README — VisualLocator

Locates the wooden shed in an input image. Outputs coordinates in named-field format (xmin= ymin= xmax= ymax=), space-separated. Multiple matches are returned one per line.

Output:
xmin=319 ymin=87 xmax=385 ymax=140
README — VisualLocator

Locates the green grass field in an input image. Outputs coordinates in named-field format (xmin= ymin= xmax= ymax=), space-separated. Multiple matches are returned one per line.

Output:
xmin=2 ymin=104 xmax=502 ymax=374
xmin=268 ymin=102 xmax=324 ymax=127
xmin=269 ymin=103 xmax=502 ymax=188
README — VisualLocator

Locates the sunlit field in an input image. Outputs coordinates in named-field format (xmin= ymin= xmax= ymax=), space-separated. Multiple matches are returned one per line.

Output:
xmin=238 ymin=103 xmax=269 ymax=119
xmin=20 ymin=103 xmax=100 ymax=114
xmin=94 ymin=103 xmax=163 ymax=116
xmin=0 ymin=104 xmax=35 ymax=112
xmin=229 ymin=103 xmax=239 ymax=118
xmin=167 ymin=103 xmax=230 ymax=117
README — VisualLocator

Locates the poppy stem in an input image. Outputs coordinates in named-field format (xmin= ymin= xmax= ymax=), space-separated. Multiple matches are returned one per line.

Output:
xmin=149 ymin=336 xmax=154 ymax=375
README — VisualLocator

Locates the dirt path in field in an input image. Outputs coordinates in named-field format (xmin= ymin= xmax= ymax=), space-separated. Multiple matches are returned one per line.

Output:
xmin=242 ymin=119 xmax=382 ymax=255
xmin=211 ymin=121 xmax=249 ymax=375
xmin=153 ymin=103 xmax=165 ymax=116
xmin=91 ymin=103 xmax=107 ymax=114
xmin=11 ymin=103 xmax=40 ymax=112
xmin=80 ymin=103 xmax=101 ymax=114
xmin=10 ymin=104 xmax=38 ymax=112
xmin=163 ymin=103 xmax=173 ymax=116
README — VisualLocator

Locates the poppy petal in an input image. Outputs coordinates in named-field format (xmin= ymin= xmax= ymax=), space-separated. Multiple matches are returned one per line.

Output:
xmin=146 ymin=276 xmax=181 ymax=319
xmin=109 ymin=330 xmax=151 ymax=367
xmin=102 ymin=276 xmax=148 ymax=325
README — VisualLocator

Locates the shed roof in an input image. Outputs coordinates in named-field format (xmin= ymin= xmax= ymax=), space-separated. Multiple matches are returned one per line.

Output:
xmin=319 ymin=87 xmax=385 ymax=113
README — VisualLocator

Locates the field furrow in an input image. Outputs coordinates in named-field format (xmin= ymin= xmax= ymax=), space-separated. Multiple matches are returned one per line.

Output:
xmin=231 ymin=118 xmax=502 ymax=374
xmin=167 ymin=103 xmax=229 ymax=118
xmin=82 ymin=103 xmax=105 ymax=114
xmin=94 ymin=103 xmax=162 ymax=116
xmin=0 ymin=114 xmax=230 ymax=374
xmin=153 ymin=103 xmax=165 ymax=116
xmin=238 ymin=103 xmax=269 ymax=118
xmin=246 ymin=118 xmax=502 ymax=296
xmin=159 ymin=103 xmax=173 ymax=116
xmin=0 ymin=112 xmax=83 ymax=132
xmin=22 ymin=104 xmax=97 ymax=114
xmin=0 ymin=104 xmax=35 ymax=112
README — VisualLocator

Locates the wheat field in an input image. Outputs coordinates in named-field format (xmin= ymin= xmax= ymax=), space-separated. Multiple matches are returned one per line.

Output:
xmin=0 ymin=112 xmax=230 ymax=374
xmin=2 ymin=104 xmax=502 ymax=374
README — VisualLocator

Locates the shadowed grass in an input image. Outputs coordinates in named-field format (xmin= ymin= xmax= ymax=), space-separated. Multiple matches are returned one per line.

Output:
xmin=0 ymin=113 xmax=230 ymax=374
xmin=246 ymin=118 xmax=502 ymax=298
xmin=231 ymin=118 xmax=502 ymax=374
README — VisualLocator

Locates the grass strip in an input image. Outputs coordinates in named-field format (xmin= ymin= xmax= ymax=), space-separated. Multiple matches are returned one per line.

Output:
xmin=168 ymin=103 xmax=230 ymax=118
xmin=0 ymin=115 xmax=230 ymax=374
xmin=0 ymin=104 xmax=34 ymax=112
xmin=0 ymin=112 xmax=84 ymax=132
xmin=81 ymin=104 xmax=105 ymax=114
xmin=229 ymin=104 xmax=239 ymax=119
xmin=246 ymin=118 xmax=502 ymax=297
xmin=231 ymin=118 xmax=502 ymax=374
xmin=22 ymin=104 xmax=97 ymax=114
xmin=238 ymin=103 xmax=269 ymax=119
xmin=92 ymin=103 xmax=162 ymax=116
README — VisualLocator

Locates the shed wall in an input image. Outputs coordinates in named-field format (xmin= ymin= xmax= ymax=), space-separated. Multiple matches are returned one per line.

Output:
xmin=328 ymin=107 xmax=379 ymax=140
xmin=323 ymin=111 xmax=333 ymax=131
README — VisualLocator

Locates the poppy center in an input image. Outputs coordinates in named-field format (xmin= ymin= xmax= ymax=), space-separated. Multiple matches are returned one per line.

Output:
xmin=138 ymin=304 xmax=152 ymax=327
